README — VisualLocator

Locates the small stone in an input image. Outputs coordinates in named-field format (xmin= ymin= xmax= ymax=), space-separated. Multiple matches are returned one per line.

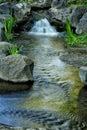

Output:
xmin=79 ymin=66 xmax=87 ymax=85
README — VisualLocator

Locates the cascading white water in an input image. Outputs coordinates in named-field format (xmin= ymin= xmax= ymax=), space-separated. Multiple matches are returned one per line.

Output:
xmin=28 ymin=18 xmax=61 ymax=37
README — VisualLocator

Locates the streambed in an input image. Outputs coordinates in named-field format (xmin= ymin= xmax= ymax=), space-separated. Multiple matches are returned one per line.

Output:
xmin=0 ymin=35 xmax=87 ymax=130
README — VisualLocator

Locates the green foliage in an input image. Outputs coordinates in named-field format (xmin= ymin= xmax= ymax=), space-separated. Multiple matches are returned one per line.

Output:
xmin=8 ymin=45 xmax=20 ymax=55
xmin=3 ymin=14 xmax=16 ymax=41
xmin=65 ymin=19 xmax=87 ymax=46
xmin=65 ymin=19 xmax=78 ymax=46
xmin=67 ymin=0 xmax=87 ymax=7
xmin=0 ymin=0 xmax=6 ymax=3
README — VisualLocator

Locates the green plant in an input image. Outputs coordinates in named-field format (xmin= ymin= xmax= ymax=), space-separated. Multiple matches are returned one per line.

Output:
xmin=65 ymin=19 xmax=78 ymax=46
xmin=3 ymin=14 xmax=16 ymax=41
xmin=0 ymin=0 xmax=6 ymax=2
xmin=67 ymin=0 xmax=87 ymax=7
xmin=64 ymin=19 xmax=87 ymax=46
xmin=8 ymin=45 xmax=20 ymax=55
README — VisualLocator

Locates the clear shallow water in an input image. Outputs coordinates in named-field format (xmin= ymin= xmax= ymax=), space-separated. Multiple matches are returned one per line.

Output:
xmin=0 ymin=35 xmax=87 ymax=129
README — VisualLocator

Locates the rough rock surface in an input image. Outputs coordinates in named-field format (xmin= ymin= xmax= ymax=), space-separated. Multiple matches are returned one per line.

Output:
xmin=0 ymin=22 xmax=3 ymax=41
xmin=0 ymin=41 xmax=11 ymax=59
xmin=31 ymin=0 xmax=51 ymax=10
xmin=12 ymin=2 xmax=31 ymax=22
xmin=71 ymin=6 xmax=87 ymax=28
xmin=49 ymin=7 xmax=73 ymax=23
xmin=0 ymin=54 xmax=34 ymax=83
xmin=79 ymin=66 xmax=87 ymax=85
xmin=51 ymin=0 xmax=67 ymax=9
xmin=76 ymin=12 xmax=87 ymax=34
xmin=0 ymin=41 xmax=11 ymax=52
xmin=0 ymin=2 xmax=10 ymax=14
xmin=49 ymin=5 xmax=87 ymax=34
xmin=0 ymin=125 xmax=47 ymax=130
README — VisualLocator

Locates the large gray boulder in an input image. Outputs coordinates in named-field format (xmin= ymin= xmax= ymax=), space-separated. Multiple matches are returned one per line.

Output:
xmin=49 ymin=7 xmax=73 ymax=23
xmin=71 ymin=6 xmax=87 ymax=28
xmin=79 ymin=66 xmax=87 ymax=85
xmin=76 ymin=12 xmax=87 ymax=34
xmin=0 ymin=54 xmax=34 ymax=83
xmin=12 ymin=2 xmax=31 ymax=22
xmin=31 ymin=0 xmax=51 ymax=10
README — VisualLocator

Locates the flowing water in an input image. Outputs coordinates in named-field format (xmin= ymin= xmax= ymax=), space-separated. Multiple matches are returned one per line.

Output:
xmin=28 ymin=18 xmax=64 ymax=37
xmin=0 ymin=19 xmax=87 ymax=129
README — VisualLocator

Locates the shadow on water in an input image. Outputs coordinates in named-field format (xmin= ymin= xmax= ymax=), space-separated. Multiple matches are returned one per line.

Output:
xmin=0 ymin=35 xmax=87 ymax=129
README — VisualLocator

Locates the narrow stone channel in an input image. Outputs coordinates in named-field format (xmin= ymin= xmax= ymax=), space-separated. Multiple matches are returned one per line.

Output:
xmin=0 ymin=35 xmax=87 ymax=130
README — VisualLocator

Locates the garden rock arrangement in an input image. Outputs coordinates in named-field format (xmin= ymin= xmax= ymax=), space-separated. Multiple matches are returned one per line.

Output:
xmin=49 ymin=6 xmax=87 ymax=34
xmin=0 ymin=1 xmax=87 ymax=36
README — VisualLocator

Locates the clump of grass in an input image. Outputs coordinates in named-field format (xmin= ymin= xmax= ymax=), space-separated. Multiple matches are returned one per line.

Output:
xmin=3 ymin=14 xmax=16 ymax=41
xmin=67 ymin=0 xmax=87 ymax=7
xmin=65 ymin=19 xmax=87 ymax=46
xmin=65 ymin=19 xmax=78 ymax=46
xmin=8 ymin=45 xmax=21 ymax=55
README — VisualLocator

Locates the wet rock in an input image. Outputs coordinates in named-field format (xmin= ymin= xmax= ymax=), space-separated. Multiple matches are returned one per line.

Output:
xmin=71 ymin=6 xmax=87 ymax=28
xmin=51 ymin=0 xmax=59 ymax=8
xmin=0 ymin=54 xmax=34 ymax=83
xmin=51 ymin=0 xmax=67 ymax=9
xmin=12 ymin=2 xmax=31 ymax=22
xmin=49 ymin=5 xmax=87 ymax=34
xmin=0 ymin=2 xmax=10 ymax=23
xmin=76 ymin=12 xmax=87 ymax=34
xmin=0 ymin=22 xmax=4 ymax=41
xmin=0 ymin=41 xmax=11 ymax=54
xmin=0 ymin=124 xmax=47 ymax=130
xmin=31 ymin=0 xmax=51 ymax=10
xmin=0 ymin=2 xmax=10 ymax=14
xmin=79 ymin=66 xmax=87 ymax=85
xmin=49 ymin=7 xmax=73 ymax=23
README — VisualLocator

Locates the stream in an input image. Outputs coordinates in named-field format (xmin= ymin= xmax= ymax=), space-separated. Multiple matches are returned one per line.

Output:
xmin=0 ymin=35 xmax=87 ymax=130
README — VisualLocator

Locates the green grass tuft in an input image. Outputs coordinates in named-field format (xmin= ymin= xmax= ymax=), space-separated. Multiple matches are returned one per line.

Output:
xmin=64 ymin=19 xmax=87 ymax=46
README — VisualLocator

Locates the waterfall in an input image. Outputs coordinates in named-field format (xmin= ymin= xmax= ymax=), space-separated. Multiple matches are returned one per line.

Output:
xmin=28 ymin=18 xmax=61 ymax=37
